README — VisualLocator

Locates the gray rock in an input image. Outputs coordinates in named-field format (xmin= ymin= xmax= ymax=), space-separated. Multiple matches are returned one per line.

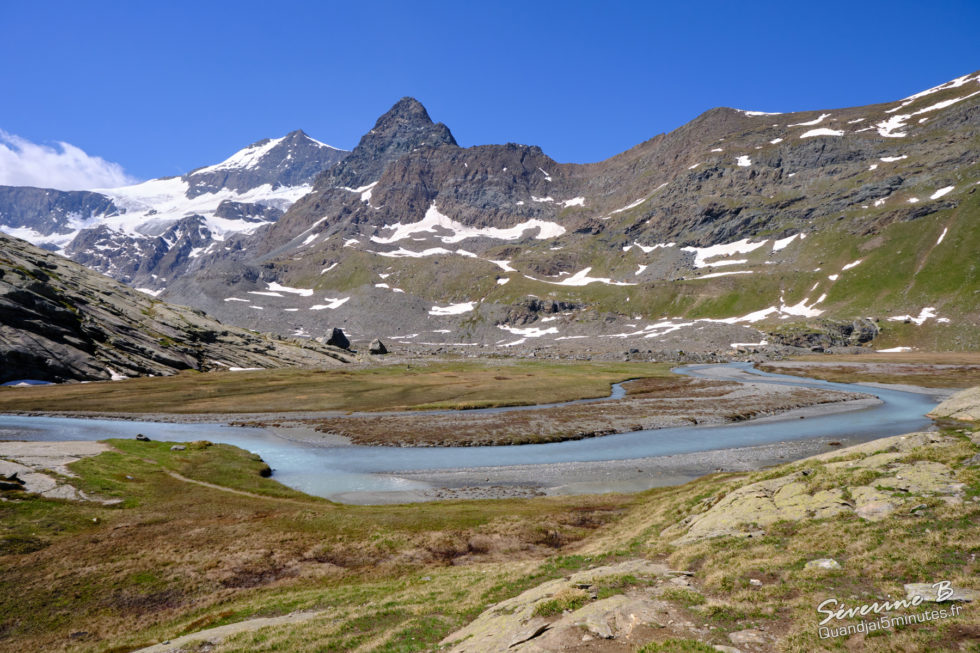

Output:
xmin=369 ymin=338 xmax=388 ymax=355
xmin=728 ymin=629 xmax=767 ymax=646
xmin=805 ymin=558 xmax=841 ymax=570
xmin=170 ymin=445 xmax=186 ymax=451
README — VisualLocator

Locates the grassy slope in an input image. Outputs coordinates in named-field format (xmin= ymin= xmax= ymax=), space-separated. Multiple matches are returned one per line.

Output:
xmin=0 ymin=440 xmax=633 ymax=652
xmin=0 ymin=360 xmax=673 ymax=414
xmin=310 ymin=184 xmax=980 ymax=351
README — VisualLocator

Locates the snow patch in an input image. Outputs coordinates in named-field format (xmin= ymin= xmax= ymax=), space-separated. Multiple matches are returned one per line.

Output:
xmin=887 ymin=307 xmax=944 ymax=325
xmin=936 ymin=227 xmax=948 ymax=245
xmin=610 ymin=198 xmax=647 ymax=214
xmin=266 ymin=282 xmax=313 ymax=297
xmin=526 ymin=267 xmax=636 ymax=287
xmin=736 ymin=156 xmax=752 ymax=167
xmin=800 ymin=128 xmax=844 ymax=138
xmin=429 ymin=302 xmax=476 ymax=316
xmin=560 ymin=197 xmax=585 ymax=207
xmin=697 ymin=270 xmax=755 ymax=279
xmin=772 ymin=233 xmax=805 ymax=251
xmin=371 ymin=204 xmax=565 ymax=244
xmin=310 ymin=297 xmax=349 ymax=310
xmin=498 ymin=325 xmax=559 ymax=338
xmin=930 ymin=186 xmax=954 ymax=200
xmin=682 ymin=238 xmax=768 ymax=268
xmin=788 ymin=113 xmax=831 ymax=127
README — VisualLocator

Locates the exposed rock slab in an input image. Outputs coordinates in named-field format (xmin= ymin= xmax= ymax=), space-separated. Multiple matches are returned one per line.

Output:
xmin=929 ymin=386 xmax=980 ymax=422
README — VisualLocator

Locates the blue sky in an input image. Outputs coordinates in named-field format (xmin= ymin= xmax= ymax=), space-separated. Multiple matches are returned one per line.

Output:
xmin=1 ymin=0 xmax=978 ymax=186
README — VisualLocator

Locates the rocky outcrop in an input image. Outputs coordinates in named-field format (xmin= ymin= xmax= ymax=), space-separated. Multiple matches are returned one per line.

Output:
xmin=766 ymin=318 xmax=879 ymax=349
xmin=0 ymin=232 xmax=354 ymax=383
xmin=368 ymin=338 xmax=387 ymax=355
xmin=441 ymin=560 xmax=682 ymax=652
xmin=663 ymin=432 xmax=967 ymax=544
xmin=928 ymin=386 xmax=980 ymax=422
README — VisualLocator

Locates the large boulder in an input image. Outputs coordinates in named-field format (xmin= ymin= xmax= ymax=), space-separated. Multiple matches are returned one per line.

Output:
xmin=325 ymin=328 xmax=350 ymax=350
xmin=369 ymin=339 xmax=388 ymax=355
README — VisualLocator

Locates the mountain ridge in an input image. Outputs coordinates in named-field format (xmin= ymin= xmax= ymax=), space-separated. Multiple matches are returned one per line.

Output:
xmin=3 ymin=71 xmax=978 ymax=355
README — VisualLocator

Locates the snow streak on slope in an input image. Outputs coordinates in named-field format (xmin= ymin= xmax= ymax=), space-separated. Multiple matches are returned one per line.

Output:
xmin=371 ymin=203 xmax=565 ymax=244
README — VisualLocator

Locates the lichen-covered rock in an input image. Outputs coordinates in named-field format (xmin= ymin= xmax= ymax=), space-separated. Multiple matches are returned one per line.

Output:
xmin=441 ymin=560 xmax=674 ymax=652
xmin=665 ymin=432 xmax=966 ymax=544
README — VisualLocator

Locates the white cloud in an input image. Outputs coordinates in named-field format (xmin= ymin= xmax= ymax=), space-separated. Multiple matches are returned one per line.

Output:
xmin=0 ymin=130 xmax=137 ymax=190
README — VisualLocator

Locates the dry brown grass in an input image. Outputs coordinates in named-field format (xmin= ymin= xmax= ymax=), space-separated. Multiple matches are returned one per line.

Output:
xmin=760 ymin=361 xmax=980 ymax=388
xmin=0 ymin=360 xmax=673 ymax=414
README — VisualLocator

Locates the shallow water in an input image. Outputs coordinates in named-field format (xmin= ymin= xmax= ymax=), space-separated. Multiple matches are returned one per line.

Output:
xmin=0 ymin=363 xmax=942 ymax=501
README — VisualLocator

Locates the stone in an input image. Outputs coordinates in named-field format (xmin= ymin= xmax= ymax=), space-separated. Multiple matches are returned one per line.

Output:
xmin=135 ymin=433 xmax=150 ymax=441
xmin=325 ymin=327 xmax=350 ymax=350
xmin=928 ymin=386 xmax=980 ymax=422
xmin=369 ymin=338 xmax=388 ymax=355
xmin=170 ymin=445 xmax=186 ymax=451
xmin=729 ymin=629 xmax=767 ymax=646
xmin=805 ymin=558 xmax=841 ymax=570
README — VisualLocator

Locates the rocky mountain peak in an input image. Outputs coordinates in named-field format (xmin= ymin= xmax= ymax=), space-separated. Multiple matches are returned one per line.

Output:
xmin=316 ymin=97 xmax=458 ymax=190
xmin=183 ymin=129 xmax=348 ymax=198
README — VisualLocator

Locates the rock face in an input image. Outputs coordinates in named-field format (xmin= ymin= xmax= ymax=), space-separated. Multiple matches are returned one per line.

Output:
xmin=928 ymin=386 xmax=980 ymax=422
xmin=0 ymin=186 xmax=121 ymax=250
xmin=0 ymin=232 xmax=354 ymax=383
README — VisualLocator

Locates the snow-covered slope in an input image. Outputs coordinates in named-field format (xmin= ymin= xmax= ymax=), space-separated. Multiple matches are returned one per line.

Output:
xmin=0 ymin=130 xmax=347 ymax=287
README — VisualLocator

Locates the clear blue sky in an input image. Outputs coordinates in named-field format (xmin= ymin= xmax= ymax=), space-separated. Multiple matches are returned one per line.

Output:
xmin=2 ymin=0 xmax=978 ymax=182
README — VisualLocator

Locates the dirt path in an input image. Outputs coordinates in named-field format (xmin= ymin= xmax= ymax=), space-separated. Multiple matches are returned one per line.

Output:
xmin=164 ymin=471 xmax=320 ymax=505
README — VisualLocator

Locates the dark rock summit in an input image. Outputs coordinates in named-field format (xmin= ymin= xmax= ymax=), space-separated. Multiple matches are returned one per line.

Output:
xmin=317 ymin=97 xmax=458 ymax=192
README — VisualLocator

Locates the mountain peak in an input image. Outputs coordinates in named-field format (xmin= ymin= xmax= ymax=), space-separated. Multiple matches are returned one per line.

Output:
xmin=384 ymin=97 xmax=433 ymax=123
xmin=317 ymin=97 xmax=457 ymax=190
